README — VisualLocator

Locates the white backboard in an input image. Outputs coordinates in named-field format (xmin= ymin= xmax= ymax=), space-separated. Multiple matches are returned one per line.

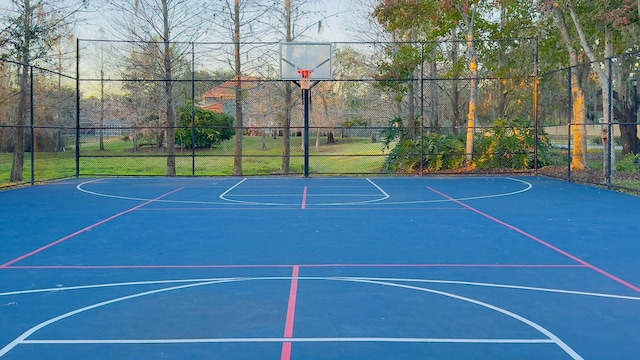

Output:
xmin=280 ymin=42 xmax=332 ymax=81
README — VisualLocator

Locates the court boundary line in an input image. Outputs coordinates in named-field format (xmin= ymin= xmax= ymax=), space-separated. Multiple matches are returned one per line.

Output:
xmin=218 ymin=178 xmax=390 ymax=206
xmin=2 ymin=263 xmax=587 ymax=270
xmin=2 ymin=276 xmax=639 ymax=301
xmin=74 ymin=177 xmax=532 ymax=207
xmin=21 ymin=337 xmax=555 ymax=344
xmin=427 ymin=186 xmax=640 ymax=294
xmin=341 ymin=278 xmax=583 ymax=359
xmin=0 ymin=276 xmax=583 ymax=360
xmin=0 ymin=187 xmax=184 ymax=268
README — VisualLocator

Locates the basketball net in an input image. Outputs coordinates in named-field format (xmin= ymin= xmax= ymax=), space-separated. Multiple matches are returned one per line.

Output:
xmin=297 ymin=69 xmax=313 ymax=90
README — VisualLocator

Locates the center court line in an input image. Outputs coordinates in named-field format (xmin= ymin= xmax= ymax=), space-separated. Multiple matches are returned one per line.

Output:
xmin=427 ymin=186 xmax=640 ymax=294
xmin=0 ymin=187 xmax=184 ymax=268
xmin=281 ymin=266 xmax=300 ymax=360
xmin=301 ymin=187 xmax=308 ymax=209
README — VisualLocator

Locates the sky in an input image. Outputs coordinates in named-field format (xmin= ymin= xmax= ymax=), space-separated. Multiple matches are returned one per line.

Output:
xmin=69 ymin=0 xmax=370 ymax=43
xmin=0 ymin=0 xmax=376 ymax=44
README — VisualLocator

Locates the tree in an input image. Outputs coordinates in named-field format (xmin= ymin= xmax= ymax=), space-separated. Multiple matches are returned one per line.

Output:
xmin=0 ymin=0 xmax=87 ymax=182
xmin=212 ymin=0 xmax=275 ymax=176
xmin=107 ymin=0 xmax=210 ymax=176
xmin=540 ymin=1 xmax=589 ymax=170
xmin=277 ymin=0 xmax=329 ymax=173
xmin=561 ymin=0 xmax=639 ymax=172
xmin=121 ymin=40 xmax=170 ymax=151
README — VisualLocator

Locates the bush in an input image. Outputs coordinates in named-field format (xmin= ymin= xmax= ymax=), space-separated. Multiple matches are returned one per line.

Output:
xmin=474 ymin=118 xmax=552 ymax=170
xmin=617 ymin=153 xmax=640 ymax=172
xmin=422 ymin=132 xmax=466 ymax=171
xmin=175 ymin=104 xmax=234 ymax=148
xmin=382 ymin=118 xmax=553 ymax=173
xmin=381 ymin=118 xmax=466 ymax=173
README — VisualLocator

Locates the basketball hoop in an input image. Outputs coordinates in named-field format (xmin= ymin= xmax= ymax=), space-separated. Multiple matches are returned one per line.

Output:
xmin=297 ymin=69 xmax=313 ymax=90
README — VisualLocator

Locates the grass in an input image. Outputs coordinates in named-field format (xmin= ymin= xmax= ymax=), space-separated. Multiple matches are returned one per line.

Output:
xmin=1 ymin=135 xmax=388 ymax=185
xmin=4 ymin=136 xmax=639 ymax=193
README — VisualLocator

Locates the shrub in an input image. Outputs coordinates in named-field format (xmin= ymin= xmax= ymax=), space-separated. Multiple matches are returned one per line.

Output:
xmin=617 ymin=153 xmax=640 ymax=172
xmin=474 ymin=118 xmax=552 ymax=170
xmin=175 ymin=104 xmax=234 ymax=148
xmin=381 ymin=118 xmax=466 ymax=173
xmin=422 ymin=132 xmax=466 ymax=171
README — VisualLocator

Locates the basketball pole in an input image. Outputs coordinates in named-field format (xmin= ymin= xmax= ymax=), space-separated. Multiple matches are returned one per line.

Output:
xmin=303 ymin=85 xmax=310 ymax=177
xmin=297 ymin=69 xmax=314 ymax=178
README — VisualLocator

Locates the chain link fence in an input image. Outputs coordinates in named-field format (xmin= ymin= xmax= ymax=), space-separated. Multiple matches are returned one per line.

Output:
xmin=539 ymin=50 xmax=640 ymax=191
xmin=1 ymin=41 xmax=638 ymax=192
xmin=0 ymin=60 xmax=76 ymax=186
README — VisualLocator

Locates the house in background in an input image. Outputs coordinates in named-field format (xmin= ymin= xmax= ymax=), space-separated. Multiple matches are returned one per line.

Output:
xmin=200 ymin=76 xmax=281 ymax=137
xmin=201 ymin=76 xmax=259 ymax=115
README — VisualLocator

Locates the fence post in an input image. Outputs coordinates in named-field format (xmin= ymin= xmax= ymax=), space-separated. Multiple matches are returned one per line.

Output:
xmin=191 ymin=42 xmax=196 ymax=177
xmin=75 ymin=38 xmax=81 ymax=178
xmin=30 ymin=65 xmax=35 ymax=185
xmin=606 ymin=58 xmax=613 ymax=188
xmin=533 ymin=36 xmax=539 ymax=173
xmin=567 ymin=67 xmax=572 ymax=182
xmin=420 ymin=42 xmax=425 ymax=176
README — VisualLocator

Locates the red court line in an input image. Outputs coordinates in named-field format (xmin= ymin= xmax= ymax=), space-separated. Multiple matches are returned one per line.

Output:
xmin=2 ymin=263 xmax=586 ymax=270
xmin=0 ymin=188 xmax=184 ymax=268
xmin=281 ymin=265 xmax=300 ymax=360
xmin=427 ymin=186 xmax=640 ymax=294
xmin=301 ymin=186 xmax=308 ymax=209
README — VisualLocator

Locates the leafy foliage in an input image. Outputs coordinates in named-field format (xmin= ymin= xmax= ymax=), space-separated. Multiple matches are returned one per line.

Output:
xmin=381 ymin=118 xmax=466 ymax=173
xmin=382 ymin=117 xmax=553 ymax=172
xmin=175 ymin=104 xmax=234 ymax=148
xmin=617 ymin=153 xmax=640 ymax=172
xmin=475 ymin=118 xmax=553 ymax=169
xmin=342 ymin=117 xmax=370 ymax=127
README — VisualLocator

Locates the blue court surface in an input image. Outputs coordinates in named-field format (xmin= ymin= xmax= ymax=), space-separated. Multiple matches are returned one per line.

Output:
xmin=1 ymin=176 xmax=639 ymax=359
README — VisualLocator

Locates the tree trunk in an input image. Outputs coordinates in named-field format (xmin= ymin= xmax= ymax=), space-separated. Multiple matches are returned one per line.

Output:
xmin=613 ymin=91 xmax=640 ymax=155
xmin=162 ymin=0 xmax=176 ymax=176
xmin=407 ymin=67 xmax=416 ymax=138
xmin=450 ymin=30 xmax=460 ymax=135
xmin=429 ymin=61 xmax=439 ymax=130
xmin=281 ymin=0 xmax=292 ymax=174
xmin=567 ymin=2 xmax=615 ymax=174
xmin=233 ymin=0 xmax=243 ymax=176
xmin=327 ymin=131 xmax=335 ymax=144
xmin=552 ymin=6 xmax=587 ymax=170
xmin=282 ymin=82 xmax=292 ymax=174
xmin=456 ymin=5 xmax=478 ymax=164
xmin=10 ymin=0 xmax=32 ymax=182
xmin=11 ymin=63 xmax=28 ymax=182
xmin=465 ymin=32 xmax=478 ymax=164
xmin=570 ymin=76 xmax=588 ymax=170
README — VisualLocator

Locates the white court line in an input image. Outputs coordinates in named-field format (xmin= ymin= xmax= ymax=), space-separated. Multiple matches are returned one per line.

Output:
xmin=218 ymin=178 xmax=390 ymax=206
xmin=76 ymin=179 xmax=230 ymax=205
xmin=374 ymin=177 xmax=533 ymax=205
xmin=0 ymin=279 xmax=242 ymax=357
xmin=76 ymin=177 xmax=533 ymax=207
xmin=0 ymin=276 xmax=591 ymax=359
xmin=3 ymin=276 xmax=640 ymax=301
xmin=339 ymin=278 xmax=583 ymax=360
xmin=218 ymin=178 xmax=292 ymax=206
xmin=21 ymin=337 xmax=555 ymax=345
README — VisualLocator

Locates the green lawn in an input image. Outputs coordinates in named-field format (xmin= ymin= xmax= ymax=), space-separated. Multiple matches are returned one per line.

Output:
xmin=1 ymin=135 xmax=388 ymax=185
xmin=4 ymin=136 xmax=639 ymax=192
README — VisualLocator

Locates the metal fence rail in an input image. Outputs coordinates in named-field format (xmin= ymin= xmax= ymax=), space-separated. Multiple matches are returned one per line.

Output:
xmin=1 ymin=41 xmax=639 ymax=193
